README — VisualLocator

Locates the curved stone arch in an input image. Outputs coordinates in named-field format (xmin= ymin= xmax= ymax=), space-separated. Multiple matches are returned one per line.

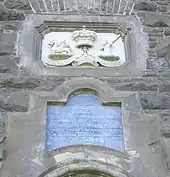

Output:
xmin=56 ymin=78 xmax=116 ymax=103
xmin=38 ymin=159 xmax=134 ymax=177
xmin=29 ymin=77 xmax=159 ymax=177
xmin=48 ymin=144 xmax=127 ymax=157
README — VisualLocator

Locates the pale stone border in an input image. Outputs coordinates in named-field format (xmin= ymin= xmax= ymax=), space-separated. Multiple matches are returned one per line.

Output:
xmin=19 ymin=14 xmax=148 ymax=76
xmin=27 ymin=78 xmax=163 ymax=177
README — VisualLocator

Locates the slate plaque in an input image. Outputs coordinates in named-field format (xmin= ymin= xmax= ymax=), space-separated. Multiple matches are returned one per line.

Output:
xmin=46 ymin=94 xmax=124 ymax=152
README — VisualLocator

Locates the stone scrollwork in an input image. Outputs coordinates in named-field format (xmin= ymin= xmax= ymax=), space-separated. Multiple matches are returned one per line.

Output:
xmin=42 ymin=26 xmax=126 ymax=67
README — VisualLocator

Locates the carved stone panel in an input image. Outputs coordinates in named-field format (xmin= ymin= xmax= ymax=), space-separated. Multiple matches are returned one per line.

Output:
xmin=42 ymin=26 xmax=126 ymax=67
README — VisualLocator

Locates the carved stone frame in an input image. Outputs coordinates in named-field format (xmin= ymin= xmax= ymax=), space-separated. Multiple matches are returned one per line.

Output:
xmin=19 ymin=14 xmax=148 ymax=77
xmin=24 ymin=78 xmax=164 ymax=177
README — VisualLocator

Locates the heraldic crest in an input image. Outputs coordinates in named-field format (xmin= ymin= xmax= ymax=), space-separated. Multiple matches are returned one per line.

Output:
xmin=42 ymin=26 xmax=126 ymax=67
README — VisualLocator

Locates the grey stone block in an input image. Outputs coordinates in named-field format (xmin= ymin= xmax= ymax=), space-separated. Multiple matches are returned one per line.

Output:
xmin=146 ymin=58 xmax=169 ymax=70
xmin=144 ymin=13 xmax=170 ymax=27
xmin=134 ymin=1 xmax=157 ymax=11
xmin=115 ymin=82 xmax=158 ymax=91
xmin=149 ymin=21 xmax=169 ymax=27
xmin=0 ymin=22 xmax=22 ymax=32
xmin=148 ymin=53 xmax=157 ymax=58
xmin=164 ymin=29 xmax=170 ymax=36
xmin=162 ymin=125 xmax=170 ymax=137
xmin=149 ymin=42 xmax=157 ymax=49
xmin=148 ymin=32 xmax=163 ymax=37
xmin=4 ymin=0 xmax=31 ymax=10
xmin=0 ymin=56 xmax=19 ymax=73
xmin=0 ymin=76 xmax=41 ymax=89
xmin=158 ymin=5 xmax=167 ymax=12
xmin=139 ymin=92 xmax=170 ymax=109
xmin=0 ymin=43 xmax=14 ymax=56
xmin=0 ymin=5 xmax=25 ymax=21
xmin=0 ymin=75 xmax=67 ymax=90
xmin=105 ymin=77 xmax=162 ymax=91
xmin=144 ymin=27 xmax=164 ymax=33
xmin=157 ymin=44 xmax=170 ymax=59
xmin=0 ymin=32 xmax=17 ymax=43
xmin=35 ymin=77 xmax=65 ymax=91
xmin=0 ymin=102 xmax=27 ymax=112
xmin=158 ymin=82 xmax=170 ymax=92
xmin=7 ymin=92 xmax=29 ymax=109
xmin=107 ymin=80 xmax=158 ymax=91
xmin=0 ymin=92 xmax=29 ymax=112
xmin=156 ymin=1 xmax=168 ymax=6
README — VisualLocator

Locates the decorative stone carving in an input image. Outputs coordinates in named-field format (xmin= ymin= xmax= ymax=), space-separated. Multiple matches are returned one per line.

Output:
xmin=48 ymin=40 xmax=73 ymax=60
xmin=48 ymin=40 xmax=72 ymax=55
xmin=41 ymin=26 xmax=126 ymax=67
xmin=72 ymin=26 xmax=97 ymax=48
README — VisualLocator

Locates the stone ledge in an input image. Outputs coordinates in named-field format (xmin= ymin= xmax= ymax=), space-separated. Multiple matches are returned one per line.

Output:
xmin=142 ymin=69 xmax=170 ymax=77
xmin=0 ymin=75 xmax=170 ymax=92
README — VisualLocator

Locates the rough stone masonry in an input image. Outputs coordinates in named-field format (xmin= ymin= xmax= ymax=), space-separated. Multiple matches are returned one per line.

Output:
xmin=0 ymin=0 xmax=170 ymax=177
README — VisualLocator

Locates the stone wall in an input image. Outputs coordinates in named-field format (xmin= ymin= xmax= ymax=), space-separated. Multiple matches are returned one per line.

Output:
xmin=0 ymin=0 xmax=170 ymax=176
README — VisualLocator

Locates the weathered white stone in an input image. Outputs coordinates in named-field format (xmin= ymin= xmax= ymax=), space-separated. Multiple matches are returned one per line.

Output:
xmin=42 ymin=29 xmax=126 ymax=67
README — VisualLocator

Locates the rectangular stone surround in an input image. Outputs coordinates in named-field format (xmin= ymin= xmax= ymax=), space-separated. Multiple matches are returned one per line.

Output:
xmin=18 ymin=14 xmax=148 ymax=77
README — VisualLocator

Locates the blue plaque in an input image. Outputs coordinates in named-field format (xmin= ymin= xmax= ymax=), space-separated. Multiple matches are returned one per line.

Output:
xmin=46 ymin=94 xmax=124 ymax=152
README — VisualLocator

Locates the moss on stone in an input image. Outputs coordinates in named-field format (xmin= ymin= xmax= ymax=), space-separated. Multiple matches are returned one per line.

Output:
xmin=48 ymin=54 xmax=72 ymax=60
xmin=72 ymin=88 xmax=98 ymax=95
xmin=99 ymin=55 xmax=120 ymax=61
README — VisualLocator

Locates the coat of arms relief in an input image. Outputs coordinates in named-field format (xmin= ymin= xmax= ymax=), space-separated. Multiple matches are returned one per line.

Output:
xmin=41 ymin=26 xmax=126 ymax=67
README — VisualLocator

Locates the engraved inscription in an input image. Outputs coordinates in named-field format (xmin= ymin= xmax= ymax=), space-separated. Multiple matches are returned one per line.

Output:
xmin=46 ymin=94 xmax=124 ymax=152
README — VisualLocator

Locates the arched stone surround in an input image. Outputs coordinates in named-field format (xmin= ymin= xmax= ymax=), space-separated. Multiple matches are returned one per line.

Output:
xmin=1 ymin=78 xmax=161 ymax=177
xmin=38 ymin=157 xmax=133 ymax=177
